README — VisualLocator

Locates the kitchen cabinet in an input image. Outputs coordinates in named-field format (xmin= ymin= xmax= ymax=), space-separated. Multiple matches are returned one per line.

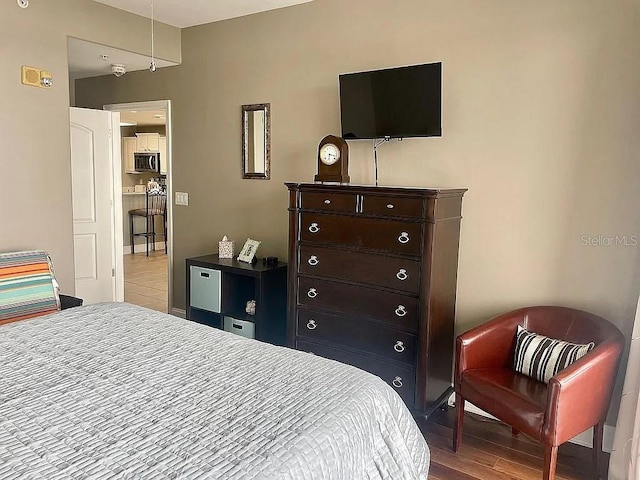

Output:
xmin=122 ymin=137 xmax=137 ymax=173
xmin=159 ymin=136 xmax=167 ymax=176
xmin=135 ymin=133 xmax=160 ymax=152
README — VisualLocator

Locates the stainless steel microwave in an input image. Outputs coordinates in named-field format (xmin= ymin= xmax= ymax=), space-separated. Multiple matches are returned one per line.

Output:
xmin=134 ymin=152 xmax=160 ymax=173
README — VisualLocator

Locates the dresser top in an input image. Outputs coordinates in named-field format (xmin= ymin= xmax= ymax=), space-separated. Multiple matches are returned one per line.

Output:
xmin=285 ymin=183 xmax=467 ymax=197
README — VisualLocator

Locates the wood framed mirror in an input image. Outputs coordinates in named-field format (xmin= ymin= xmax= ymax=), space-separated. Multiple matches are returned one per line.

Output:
xmin=242 ymin=103 xmax=270 ymax=179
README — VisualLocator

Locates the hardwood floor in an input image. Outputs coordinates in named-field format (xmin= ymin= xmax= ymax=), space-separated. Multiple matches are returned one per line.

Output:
xmin=124 ymin=250 xmax=168 ymax=313
xmin=417 ymin=407 xmax=608 ymax=480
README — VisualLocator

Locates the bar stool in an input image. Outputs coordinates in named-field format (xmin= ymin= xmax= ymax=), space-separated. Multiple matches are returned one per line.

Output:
xmin=129 ymin=187 xmax=167 ymax=256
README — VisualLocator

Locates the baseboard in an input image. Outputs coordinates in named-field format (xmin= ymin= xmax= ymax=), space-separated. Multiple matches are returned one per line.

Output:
xmin=447 ymin=393 xmax=615 ymax=453
xmin=170 ymin=307 xmax=186 ymax=318
xmin=124 ymin=241 xmax=166 ymax=255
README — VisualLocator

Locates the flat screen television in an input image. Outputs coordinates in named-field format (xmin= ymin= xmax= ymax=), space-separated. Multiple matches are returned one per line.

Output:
xmin=339 ymin=62 xmax=442 ymax=140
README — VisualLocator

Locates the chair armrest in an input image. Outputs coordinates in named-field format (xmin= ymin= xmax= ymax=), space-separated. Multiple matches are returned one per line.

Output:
xmin=455 ymin=310 xmax=524 ymax=386
xmin=59 ymin=294 xmax=84 ymax=310
xmin=544 ymin=338 xmax=623 ymax=445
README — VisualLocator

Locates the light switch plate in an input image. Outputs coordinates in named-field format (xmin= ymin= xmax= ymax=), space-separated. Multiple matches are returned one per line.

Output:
xmin=175 ymin=192 xmax=189 ymax=206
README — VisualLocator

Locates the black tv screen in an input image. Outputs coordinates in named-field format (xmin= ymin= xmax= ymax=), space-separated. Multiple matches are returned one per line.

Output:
xmin=339 ymin=62 xmax=442 ymax=140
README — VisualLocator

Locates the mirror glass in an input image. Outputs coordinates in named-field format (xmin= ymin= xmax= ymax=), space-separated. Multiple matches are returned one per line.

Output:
xmin=242 ymin=103 xmax=270 ymax=179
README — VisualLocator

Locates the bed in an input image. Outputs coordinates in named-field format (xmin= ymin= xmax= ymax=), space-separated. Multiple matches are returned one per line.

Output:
xmin=0 ymin=302 xmax=429 ymax=479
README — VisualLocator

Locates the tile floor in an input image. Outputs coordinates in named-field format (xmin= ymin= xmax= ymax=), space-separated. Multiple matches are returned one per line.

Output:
xmin=124 ymin=250 xmax=168 ymax=313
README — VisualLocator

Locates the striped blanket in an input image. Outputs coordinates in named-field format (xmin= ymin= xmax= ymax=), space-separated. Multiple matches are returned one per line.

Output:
xmin=0 ymin=250 xmax=60 ymax=325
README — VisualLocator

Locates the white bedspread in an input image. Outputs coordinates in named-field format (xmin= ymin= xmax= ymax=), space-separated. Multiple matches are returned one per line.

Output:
xmin=0 ymin=302 xmax=429 ymax=479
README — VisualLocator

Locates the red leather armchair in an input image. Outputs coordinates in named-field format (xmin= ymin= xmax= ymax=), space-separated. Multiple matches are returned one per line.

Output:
xmin=453 ymin=306 xmax=624 ymax=480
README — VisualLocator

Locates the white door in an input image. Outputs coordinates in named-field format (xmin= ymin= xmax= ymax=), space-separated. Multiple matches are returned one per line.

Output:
xmin=69 ymin=107 xmax=124 ymax=304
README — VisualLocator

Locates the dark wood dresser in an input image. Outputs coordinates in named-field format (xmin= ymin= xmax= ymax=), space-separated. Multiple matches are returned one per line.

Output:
xmin=286 ymin=183 xmax=466 ymax=415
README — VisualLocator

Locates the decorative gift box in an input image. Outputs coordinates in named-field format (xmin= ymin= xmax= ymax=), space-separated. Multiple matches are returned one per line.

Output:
xmin=218 ymin=236 xmax=234 ymax=259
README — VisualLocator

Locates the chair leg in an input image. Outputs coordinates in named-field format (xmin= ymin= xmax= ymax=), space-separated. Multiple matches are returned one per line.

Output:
xmin=164 ymin=213 xmax=168 ymax=254
xmin=453 ymin=393 xmax=465 ymax=452
xmin=543 ymin=445 xmax=558 ymax=480
xmin=593 ymin=421 xmax=604 ymax=480
xmin=129 ymin=214 xmax=134 ymax=254
xmin=145 ymin=216 xmax=150 ymax=257
xmin=151 ymin=214 xmax=156 ymax=252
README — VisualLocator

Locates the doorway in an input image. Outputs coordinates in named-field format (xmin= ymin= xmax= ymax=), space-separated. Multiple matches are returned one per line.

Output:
xmin=104 ymin=100 xmax=174 ymax=314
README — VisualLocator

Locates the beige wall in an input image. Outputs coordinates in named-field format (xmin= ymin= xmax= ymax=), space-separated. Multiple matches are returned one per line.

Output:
xmin=0 ymin=0 xmax=180 ymax=293
xmin=77 ymin=0 xmax=640 ymax=326
xmin=75 ymin=0 xmax=640 ymax=417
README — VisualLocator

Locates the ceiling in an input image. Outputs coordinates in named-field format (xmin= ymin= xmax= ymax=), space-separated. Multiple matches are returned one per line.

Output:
xmin=93 ymin=0 xmax=314 ymax=28
xmin=70 ymin=1 xmax=313 ymax=79
xmin=68 ymin=38 xmax=178 ymax=79
xmin=120 ymin=109 xmax=166 ymax=127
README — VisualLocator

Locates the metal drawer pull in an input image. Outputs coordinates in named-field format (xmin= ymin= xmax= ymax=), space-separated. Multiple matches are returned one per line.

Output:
xmin=387 ymin=203 xmax=395 ymax=209
xmin=306 ymin=319 xmax=317 ymax=330
xmin=307 ymin=288 xmax=318 ymax=298
xmin=308 ymin=255 xmax=319 ymax=266
xmin=392 ymin=376 xmax=404 ymax=388
xmin=394 ymin=341 xmax=405 ymax=353
xmin=398 ymin=232 xmax=410 ymax=244
xmin=324 ymin=199 xmax=331 ymax=204
xmin=395 ymin=305 xmax=407 ymax=317
xmin=396 ymin=269 xmax=408 ymax=281
xmin=309 ymin=223 xmax=320 ymax=233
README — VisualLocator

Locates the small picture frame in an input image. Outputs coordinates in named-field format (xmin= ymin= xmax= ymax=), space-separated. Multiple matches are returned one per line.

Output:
xmin=237 ymin=238 xmax=261 ymax=263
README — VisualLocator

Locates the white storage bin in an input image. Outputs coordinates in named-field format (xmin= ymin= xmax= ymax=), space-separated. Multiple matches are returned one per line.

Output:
xmin=189 ymin=266 xmax=221 ymax=313
xmin=224 ymin=316 xmax=255 ymax=340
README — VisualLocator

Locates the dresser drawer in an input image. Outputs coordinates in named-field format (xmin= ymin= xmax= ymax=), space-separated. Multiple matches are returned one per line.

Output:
xmin=296 ymin=339 xmax=416 ymax=406
xmin=297 ymin=308 xmax=416 ymax=365
xmin=299 ymin=245 xmax=420 ymax=294
xmin=297 ymin=276 xmax=418 ymax=332
xmin=361 ymin=195 xmax=424 ymax=218
xmin=300 ymin=191 xmax=357 ymax=213
xmin=300 ymin=213 xmax=422 ymax=256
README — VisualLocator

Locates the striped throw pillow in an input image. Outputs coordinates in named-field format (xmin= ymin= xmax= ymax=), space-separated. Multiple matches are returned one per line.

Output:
xmin=513 ymin=325 xmax=594 ymax=383
xmin=0 ymin=250 xmax=60 ymax=325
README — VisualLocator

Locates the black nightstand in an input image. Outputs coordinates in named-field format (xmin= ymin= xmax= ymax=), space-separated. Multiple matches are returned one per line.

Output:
xmin=60 ymin=294 xmax=84 ymax=310
xmin=186 ymin=254 xmax=287 ymax=346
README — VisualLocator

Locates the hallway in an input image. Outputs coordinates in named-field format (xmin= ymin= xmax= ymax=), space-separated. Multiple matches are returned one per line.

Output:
xmin=124 ymin=250 xmax=168 ymax=313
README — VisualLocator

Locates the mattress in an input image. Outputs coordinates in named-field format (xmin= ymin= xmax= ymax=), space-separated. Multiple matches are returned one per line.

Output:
xmin=0 ymin=302 xmax=429 ymax=479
